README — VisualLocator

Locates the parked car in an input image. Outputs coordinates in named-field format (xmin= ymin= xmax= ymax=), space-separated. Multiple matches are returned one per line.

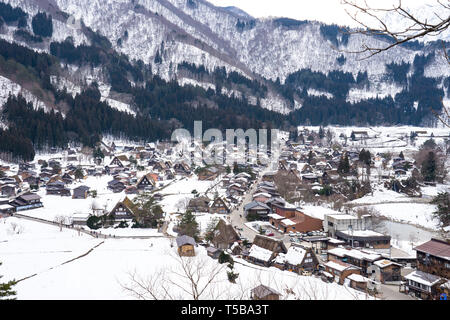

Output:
xmin=301 ymin=270 xmax=312 ymax=276
xmin=266 ymin=233 xmax=274 ymax=237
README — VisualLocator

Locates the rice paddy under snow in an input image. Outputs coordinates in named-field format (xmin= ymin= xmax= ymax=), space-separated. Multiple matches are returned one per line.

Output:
xmin=0 ymin=217 xmax=372 ymax=300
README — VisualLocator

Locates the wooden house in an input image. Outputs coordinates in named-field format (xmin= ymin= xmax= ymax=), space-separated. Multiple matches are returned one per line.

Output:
xmin=125 ymin=186 xmax=138 ymax=194
xmin=187 ymin=196 xmax=210 ymax=213
xmin=244 ymin=201 xmax=271 ymax=221
xmin=209 ymin=197 xmax=230 ymax=214
xmin=414 ymin=238 xmax=450 ymax=279
xmin=46 ymin=181 xmax=71 ymax=196
xmin=136 ymin=173 xmax=156 ymax=191
xmin=404 ymin=270 xmax=447 ymax=300
xmin=252 ymin=192 xmax=272 ymax=203
xmin=347 ymin=274 xmax=371 ymax=292
xmin=270 ymin=204 xmax=323 ymax=233
xmin=372 ymin=259 xmax=402 ymax=283
xmin=10 ymin=193 xmax=43 ymax=211
xmin=206 ymin=247 xmax=221 ymax=259
xmin=61 ymin=172 xmax=74 ymax=184
xmin=273 ymin=244 xmax=319 ymax=273
xmin=227 ymin=184 xmax=245 ymax=196
xmin=251 ymin=285 xmax=281 ymax=300
xmin=176 ymin=235 xmax=197 ymax=257
xmin=152 ymin=161 xmax=168 ymax=172
xmin=324 ymin=260 xmax=361 ymax=285
xmin=244 ymin=235 xmax=287 ymax=267
xmin=334 ymin=230 xmax=391 ymax=249
xmin=212 ymin=218 xmax=240 ymax=250
xmin=110 ymin=155 xmax=129 ymax=168
xmin=72 ymin=185 xmax=90 ymax=199
xmin=108 ymin=197 xmax=136 ymax=222
xmin=0 ymin=203 xmax=15 ymax=215
xmin=1 ymin=184 xmax=16 ymax=197
xmin=261 ymin=172 xmax=276 ymax=182
xmin=107 ymin=179 xmax=126 ymax=193
xmin=198 ymin=167 xmax=220 ymax=181
xmin=327 ymin=247 xmax=382 ymax=276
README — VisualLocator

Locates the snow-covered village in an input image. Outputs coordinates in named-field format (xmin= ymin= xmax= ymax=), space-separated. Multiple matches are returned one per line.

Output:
xmin=0 ymin=0 xmax=449 ymax=306
xmin=0 ymin=125 xmax=449 ymax=300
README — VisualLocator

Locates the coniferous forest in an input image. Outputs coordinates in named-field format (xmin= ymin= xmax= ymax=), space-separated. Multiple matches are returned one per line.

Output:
xmin=0 ymin=1 xmax=448 ymax=161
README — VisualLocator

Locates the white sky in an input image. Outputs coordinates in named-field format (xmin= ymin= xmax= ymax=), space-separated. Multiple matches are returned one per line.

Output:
xmin=207 ymin=0 xmax=439 ymax=27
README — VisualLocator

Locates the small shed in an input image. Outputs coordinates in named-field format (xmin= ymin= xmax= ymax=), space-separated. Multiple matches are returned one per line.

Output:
xmin=206 ymin=246 xmax=221 ymax=259
xmin=176 ymin=235 xmax=197 ymax=257
xmin=72 ymin=185 xmax=90 ymax=199
xmin=251 ymin=285 xmax=281 ymax=300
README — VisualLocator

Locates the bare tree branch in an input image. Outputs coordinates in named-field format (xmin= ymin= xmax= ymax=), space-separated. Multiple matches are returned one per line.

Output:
xmin=340 ymin=0 xmax=450 ymax=60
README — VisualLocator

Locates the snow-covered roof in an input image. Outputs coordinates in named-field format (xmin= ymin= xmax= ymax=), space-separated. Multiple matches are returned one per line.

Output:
xmin=281 ymin=219 xmax=296 ymax=226
xmin=328 ymin=247 xmax=381 ymax=262
xmin=253 ymin=192 xmax=271 ymax=199
xmin=347 ymin=274 xmax=370 ymax=283
xmin=340 ymin=230 xmax=385 ymax=237
xmin=284 ymin=246 xmax=307 ymax=265
xmin=373 ymin=259 xmax=401 ymax=268
xmin=327 ymin=247 xmax=348 ymax=258
xmin=325 ymin=260 xmax=358 ymax=272
xmin=405 ymin=270 xmax=442 ymax=287
xmin=326 ymin=214 xmax=358 ymax=220
xmin=249 ymin=245 xmax=273 ymax=262
xmin=267 ymin=213 xmax=284 ymax=220
xmin=328 ymin=238 xmax=346 ymax=244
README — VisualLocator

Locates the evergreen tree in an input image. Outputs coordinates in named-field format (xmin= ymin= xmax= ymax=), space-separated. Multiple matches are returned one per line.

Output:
xmin=318 ymin=126 xmax=325 ymax=139
xmin=399 ymin=151 xmax=405 ymax=159
xmin=131 ymin=193 xmax=164 ymax=228
xmin=93 ymin=147 xmax=104 ymax=159
xmin=431 ymin=192 xmax=450 ymax=227
xmin=338 ymin=153 xmax=350 ymax=175
xmin=32 ymin=12 xmax=52 ymax=37
xmin=0 ymin=261 xmax=16 ymax=300
xmin=307 ymin=150 xmax=314 ymax=164
xmin=74 ymin=167 xmax=84 ymax=180
xmin=177 ymin=210 xmax=200 ymax=240
xmin=421 ymin=151 xmax=437 ymax=182
xmin=17 ymin=16 xmax=27 ymax=29
xmin=359 ymin=149 xmax=371 ymax=166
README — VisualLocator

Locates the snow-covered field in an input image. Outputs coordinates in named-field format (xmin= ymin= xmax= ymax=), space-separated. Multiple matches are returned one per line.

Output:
xmin=0 ymin=217 xmax=100 ymax=282
xmin=0 ymin=216 xmax=371 ymax=300
xmin=18 ymin=176 xmax=127 ymax=223
xmin=349 ymin=188 xmax=444 ymax=231
xmin=366 ymin=203 xmax=441 ymax=231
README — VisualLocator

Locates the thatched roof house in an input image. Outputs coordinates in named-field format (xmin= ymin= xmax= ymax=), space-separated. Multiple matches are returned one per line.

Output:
xmin=212 ymin=218 xmax=240 ymax=250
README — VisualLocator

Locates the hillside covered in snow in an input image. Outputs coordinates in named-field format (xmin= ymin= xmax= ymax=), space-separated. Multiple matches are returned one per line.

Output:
xmin=0 ymin=0 xmax=448 ymax=160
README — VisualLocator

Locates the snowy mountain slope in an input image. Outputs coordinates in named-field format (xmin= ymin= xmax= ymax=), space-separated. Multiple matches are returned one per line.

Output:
xmin=6 ymin=0 xmax=443 ymax=81
xmin=0 ymin=0 xmax=448 ymax=115
xmin=0 ymin=75 xmax=50 ymax=113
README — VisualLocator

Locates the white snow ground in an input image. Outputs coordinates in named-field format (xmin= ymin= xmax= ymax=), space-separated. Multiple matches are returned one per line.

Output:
xmin=0 ymin=217 xmax=372 ymax=300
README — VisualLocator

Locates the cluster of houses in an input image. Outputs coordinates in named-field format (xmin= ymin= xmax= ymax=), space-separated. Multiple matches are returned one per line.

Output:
xmin=242 ymin=180 xmax=324 ymax=234
xmin=274 ymin=128 xmax=426 ymax=197
xmin=186 ymin=170 xmax=256 ymax=215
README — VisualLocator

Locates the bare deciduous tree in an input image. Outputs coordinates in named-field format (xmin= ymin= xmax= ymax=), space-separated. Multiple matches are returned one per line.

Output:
xmin=54 ymin=215 xmax=68 ymax=231
xmin=8 ymin=222 xmax=24 ymax=235
xmin=175 ymin=197 xmax=190 ymax=213
xmin=341 ymin=0 xmax=450 ymax=127
xmin=120 ymin=251 xmax=227 ymax=300
xmin=341 ymin=0 xmax=450 ymax=60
